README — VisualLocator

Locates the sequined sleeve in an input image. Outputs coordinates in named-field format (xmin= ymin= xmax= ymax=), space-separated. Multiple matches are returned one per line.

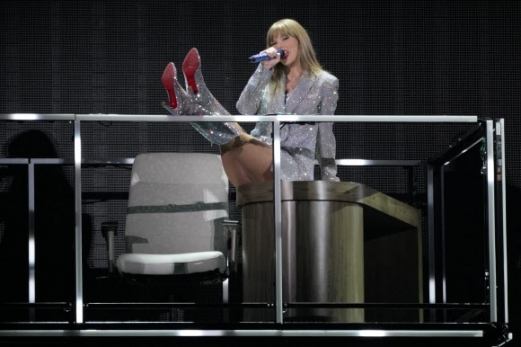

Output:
xmin=236 ymin=64 xmax=273 ymax=115
xmin=316 ymin=75 xmax=340 ymax=182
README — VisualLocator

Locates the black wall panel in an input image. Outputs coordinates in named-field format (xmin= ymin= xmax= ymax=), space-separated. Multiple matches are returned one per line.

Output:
xmin=0 ymin=0 xmax=520 ymax=325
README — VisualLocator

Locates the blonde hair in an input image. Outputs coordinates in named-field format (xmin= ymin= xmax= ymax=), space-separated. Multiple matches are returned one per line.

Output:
xmin=266 ymin=19 xmax=324 ymax=93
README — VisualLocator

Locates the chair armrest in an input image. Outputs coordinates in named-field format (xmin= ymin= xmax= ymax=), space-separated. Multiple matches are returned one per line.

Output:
xmin=101 ymin=221 xmax=118 ymax=273
xmin=223 ymin=219 xmax=241 ymax=274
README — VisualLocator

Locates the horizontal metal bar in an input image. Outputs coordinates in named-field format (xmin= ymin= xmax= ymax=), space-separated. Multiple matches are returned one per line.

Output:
xmin=284 ymin=303 xmax=488 ymax=309
xmin=75 ymin=114 xmax=478 ymax=123
xmin=0 ymin=158 xmax=30 ymax=164
xmin=335 ymin=159 xmax=421 ymax=166
xmin=0 ymin=113 xmax=478 ymax=123
xmin=4 ymin=158 xmax=419 ymax=167
xmin=29 ymin=158 xmax=71 ymax=165
xmin=0 ymin=158 xmax=132 ymax=165
xmin=81 ymin=158 xmax=135 ymax=165
xmin=86 ymin=303 xmax=274 ymax=310
xmin=290 ymin=302 xmax=484 ymax=308
xmin=0 ymin=329 xmax=485 ymax=338
xmin=84 ymin=302 xmax=488 ymax=310
xmin=0 ymin=113 xmax=75 ymax=121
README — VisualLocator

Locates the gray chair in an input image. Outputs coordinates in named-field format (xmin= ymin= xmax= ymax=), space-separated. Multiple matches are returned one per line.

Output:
xmin=103 ymin=152 xmax=239 ymax=321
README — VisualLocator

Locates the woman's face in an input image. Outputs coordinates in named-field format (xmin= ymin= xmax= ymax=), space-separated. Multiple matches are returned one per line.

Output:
xmin=270 ymin=33 xmax=299 ymax=67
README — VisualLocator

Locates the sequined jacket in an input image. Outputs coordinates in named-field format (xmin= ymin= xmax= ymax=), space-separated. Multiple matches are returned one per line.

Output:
xmin=236 ymin=64 xmax=340 ymax=181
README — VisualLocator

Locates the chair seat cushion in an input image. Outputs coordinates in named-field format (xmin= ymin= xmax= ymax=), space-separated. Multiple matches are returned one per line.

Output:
xmin=117 ymin=251 xmax=226 ymax=276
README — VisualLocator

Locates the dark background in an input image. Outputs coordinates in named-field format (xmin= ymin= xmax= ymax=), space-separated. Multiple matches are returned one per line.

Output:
xmin=0 ymin=0 xmax=520 ymax=344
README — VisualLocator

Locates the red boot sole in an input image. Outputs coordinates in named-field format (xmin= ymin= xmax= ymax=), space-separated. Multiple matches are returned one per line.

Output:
xmin=183 ymin=48 xmax=200 ymax=94
xmin=161 ymin=62 xmax=177 ymax=109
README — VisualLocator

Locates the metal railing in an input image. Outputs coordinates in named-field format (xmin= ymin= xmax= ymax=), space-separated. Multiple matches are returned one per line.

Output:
xmin=1 ymin=113 xmax=509 ymax=343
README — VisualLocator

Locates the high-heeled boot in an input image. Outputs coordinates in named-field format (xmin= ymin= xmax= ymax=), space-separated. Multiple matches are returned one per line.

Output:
xmin=180 ymin=48 xmax=243 ymax=146
xmin=161 ymin=62 xmax=193 ymax=115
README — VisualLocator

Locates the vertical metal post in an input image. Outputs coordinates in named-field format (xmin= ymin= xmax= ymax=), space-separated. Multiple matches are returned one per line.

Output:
xmin=272 ymin=118 xmax=283 ymax=323
xmin=485 ymin=119 xmax=497 ymax=322
xmin=28 ymin=161 xmax=36 ymax=321
xmin=497 ymin=119 xmax=509 ymax=323
xmin=440 ymin=166 xmax=447 ymax=317
xmin=427 ymin=165 xmax=436 ymax=309
xmin=74 ymin=119 xmax=84 ymax=323
xmin=427 ymin=162 xmax=447 ymax=322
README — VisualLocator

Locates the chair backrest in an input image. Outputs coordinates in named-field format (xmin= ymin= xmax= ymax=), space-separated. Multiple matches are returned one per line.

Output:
xmin=124 ymin=153 xmax=229 ymax=256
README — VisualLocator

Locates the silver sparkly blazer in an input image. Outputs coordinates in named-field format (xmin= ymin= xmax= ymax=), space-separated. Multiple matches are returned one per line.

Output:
xmin=236 ymin=64 xmax=340 ymax=182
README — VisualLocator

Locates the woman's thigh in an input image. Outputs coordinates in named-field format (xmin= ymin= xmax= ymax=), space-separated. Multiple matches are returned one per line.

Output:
xmin=220 ymin=141 xmax=273 ymax=187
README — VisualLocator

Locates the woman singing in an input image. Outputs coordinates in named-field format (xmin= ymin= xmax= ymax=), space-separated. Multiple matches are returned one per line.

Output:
xmin=161 ymin=18 xmax=340 ymax=187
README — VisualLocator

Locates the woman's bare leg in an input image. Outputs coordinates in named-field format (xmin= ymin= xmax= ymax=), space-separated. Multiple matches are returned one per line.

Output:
xmin=220 ymin=133 xmax=273 ymax=188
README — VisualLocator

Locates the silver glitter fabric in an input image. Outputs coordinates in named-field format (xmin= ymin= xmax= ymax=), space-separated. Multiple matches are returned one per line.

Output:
xmin=187 ymin=66 xmax=242 ymax=145
xmin=236 ymin=64 xmax=340 ymax=182
xmin=163 ymin=62 xmax=241 ymax=146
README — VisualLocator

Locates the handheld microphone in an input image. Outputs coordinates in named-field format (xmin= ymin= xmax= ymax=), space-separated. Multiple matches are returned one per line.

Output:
xmin=249 ymin=49 xmax=286 ymax=63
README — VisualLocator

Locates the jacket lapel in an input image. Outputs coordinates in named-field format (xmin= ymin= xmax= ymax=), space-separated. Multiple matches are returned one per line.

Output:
xmin=284 ymin=71 xmax=315 ymax=114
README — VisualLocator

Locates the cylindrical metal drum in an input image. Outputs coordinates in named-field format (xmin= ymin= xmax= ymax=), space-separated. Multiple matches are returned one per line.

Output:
xmin=237 ymin=181 xmax=366 ymax=323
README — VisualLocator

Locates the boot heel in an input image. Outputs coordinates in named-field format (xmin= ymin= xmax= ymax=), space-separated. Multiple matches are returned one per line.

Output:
xmin=182 ymin=48 xmax=201 ymax=94
xmin=161 ymin=62 xmax=178 ymax=109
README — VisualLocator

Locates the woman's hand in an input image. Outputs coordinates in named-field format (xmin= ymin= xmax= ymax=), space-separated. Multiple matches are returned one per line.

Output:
xmin=260 ymin=47 xmax=281 ymax=70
